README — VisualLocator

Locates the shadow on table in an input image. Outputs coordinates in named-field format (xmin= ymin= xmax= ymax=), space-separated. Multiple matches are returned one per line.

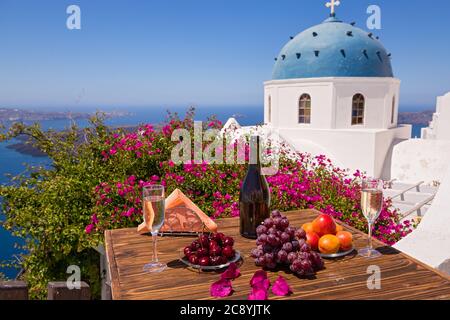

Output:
xmin=376 ymin=246 xmax=400 ymax=256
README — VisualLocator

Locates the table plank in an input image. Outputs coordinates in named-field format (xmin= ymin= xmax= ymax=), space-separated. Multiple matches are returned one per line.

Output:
xmin=105 ymin=209 xmax=450 ymax=300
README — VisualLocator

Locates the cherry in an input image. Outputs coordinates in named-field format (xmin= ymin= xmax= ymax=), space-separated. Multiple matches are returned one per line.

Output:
xmin=199 ymin=256 xmax=210 ymax=267
xmin=189 ymin=255 xmax=199 ymax=265
xmin=184 ymin=247 xmax=193 ymax=257
xmin=222 ymin=246 xmax=235 ymax=258
xmin=199 ymin=234 xmax=209 ymax=247
xmin=190 ymin=240 xmax=201 ymax=251
xmin=210 ymin=256 xmax=222 ymax=266
xmin=223 ymin=237 xmax=234 ymax=247
xmin=197 ymin=248 xmax=209 ymax=257
xmin=208 ymin=240 xmax=219 ymax=249
xmin=219 ymin=256 xmax=228 ymax=264
xmin=209 ymin=246 xmax=222 ymax=257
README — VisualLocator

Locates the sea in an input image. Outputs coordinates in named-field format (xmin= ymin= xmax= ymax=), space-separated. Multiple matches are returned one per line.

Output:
xmin=0 ymin=105 xmax=426 ymax=278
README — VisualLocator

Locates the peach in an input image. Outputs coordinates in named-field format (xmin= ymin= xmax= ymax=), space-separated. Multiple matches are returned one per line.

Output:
xmin=312 ymin=214 xmax=337 ymax=237
xmin=318 ymin=235 xmax=340 ymax=255
xmin=336 ymin=231 xmax=353 ymax=251
xmin=306 ymin=232 xmax=320 ymax=251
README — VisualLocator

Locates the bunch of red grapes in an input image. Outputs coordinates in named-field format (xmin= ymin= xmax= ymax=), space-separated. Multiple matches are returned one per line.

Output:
xmin=251 ymin=210 xmax=324 ymax=276
xmin=183 ymin=233 xmax=236 ymax=267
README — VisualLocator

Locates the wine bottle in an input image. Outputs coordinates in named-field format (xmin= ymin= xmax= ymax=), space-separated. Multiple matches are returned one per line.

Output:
xmin=239 ymin=136 xmax=270 ymax=239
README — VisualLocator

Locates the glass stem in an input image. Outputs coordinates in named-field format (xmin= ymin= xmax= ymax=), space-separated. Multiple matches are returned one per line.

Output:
xmin=368 ymin=222 xmax=373 ymax=251
xmin=152 ymin=233 xmax=159 ymax=263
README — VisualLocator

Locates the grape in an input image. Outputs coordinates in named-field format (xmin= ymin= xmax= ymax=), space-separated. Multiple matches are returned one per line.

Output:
xmin=252 ymin=208 xmax=322 ymax=277
xmin=264 ymin=252 xmax=274 ymax=263
xmin=279 ymin=219 xmax=289 ymax=230
xmin=296 ymin=252 xmax=308 ymax=261
xmin=292 ymin=240 xmax=300 ymax=251
xmin=277 ymin=250 xmax=288 ymax=264
xmin=295 ymin=228 xmax=307 ymax=240
xmin=290 ymin=259 xmax=302 ymax=273
xmin=287 ymin=252 xmax=298 ymax=264
xmin=258 ymin=234 xmax=268 ymax=243
xmin=271 ymin=210 xmax=282 ymax=218
xmin=267 ymin=234 xmax=277 ymax=246
xmin=300 ymin=259 xmax=314 ymax=275
xmin=256 ymin=225 xmax=268 ymax=236
xmin=310 ymin=252 xmax=325 ymax=270
xmin=255 ymin=257 xmax=265 ymax=267
xmin=285 ymin=227 xmax=296 ymax=238
xmin=264 ymin=218 xmax=274 ymax=228
xmin=297 ymin=239 xmax=306 ymax=248
xmin=282 ymin=242 xmax=293 ymax=253
xmin=300 ymin=243 xmax=311 ymax=253
xmin=280 ymin=232 xmax=290 ymax=244
xmin=273 ymin=217 xmax=282 ymax=228
xmin=252 ymin=249 xmax=264 ymax=258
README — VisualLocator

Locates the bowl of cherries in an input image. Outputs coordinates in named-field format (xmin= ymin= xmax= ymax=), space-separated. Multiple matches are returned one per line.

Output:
xmin=180 ymin=233 xmax=240 ymax=271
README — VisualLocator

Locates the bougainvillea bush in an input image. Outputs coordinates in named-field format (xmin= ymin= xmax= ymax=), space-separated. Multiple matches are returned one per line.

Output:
xmin=0 ymin=109 xmax=412 ymax=299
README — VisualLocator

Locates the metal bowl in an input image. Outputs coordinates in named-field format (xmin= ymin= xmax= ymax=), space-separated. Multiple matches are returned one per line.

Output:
xmin=319 ymin=246 xmax=355 ymax=259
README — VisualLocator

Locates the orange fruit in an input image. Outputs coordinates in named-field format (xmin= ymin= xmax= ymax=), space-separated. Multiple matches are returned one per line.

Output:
xmin=336 ymin=231 xmax=353 ymax=251
xmin=318 ymin=235 xmax=340 ymax=254
xmin=302 ymin=222 xmax=314 ymax=234
xmin=335 ymin=224 xmax=344 ymax=234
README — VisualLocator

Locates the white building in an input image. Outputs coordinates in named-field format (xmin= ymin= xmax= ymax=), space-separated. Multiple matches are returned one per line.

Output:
xmin=421 ymin=92 xmax=450 ymax=140
xmin=231 ymin=12 xmax=412 ymax=179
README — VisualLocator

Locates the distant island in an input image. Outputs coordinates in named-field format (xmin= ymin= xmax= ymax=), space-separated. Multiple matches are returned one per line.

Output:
xmin=1 ymin=107 xmax=132 ymax=157
xmin=0 ymin=107 xmax=130 ymax=122
xmin=398 ymin=110 xmax=434 ymax=126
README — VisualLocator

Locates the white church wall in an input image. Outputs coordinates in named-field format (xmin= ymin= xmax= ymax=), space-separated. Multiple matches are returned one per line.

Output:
xmin=264 ymin=79 xmax=334 ymax=129
xmin=391 ymin=139 xmax=450 ymax=184
xmin=334 ymin=78 xmax=400 ymax=130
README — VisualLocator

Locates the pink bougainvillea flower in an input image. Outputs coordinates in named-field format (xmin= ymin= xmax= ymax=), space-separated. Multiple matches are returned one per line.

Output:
xmin=210 ymin=279 xmax=233 ymax=298
xmin=85 ymin=224 xmax=95 ymax=234
xmin=250 ymin=270 xmax=270 ymax=291
xmin=272 ymin=276 xmax=293 ymax=297
xmin=221 ymin=263 xmax=241 ymax=280
xmin=248 ymin=287 xmax=269 ymax=301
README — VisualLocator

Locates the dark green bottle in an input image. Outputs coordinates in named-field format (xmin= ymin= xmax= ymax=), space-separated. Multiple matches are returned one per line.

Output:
xmin=239 ymin=136 xmax=270 ymax=239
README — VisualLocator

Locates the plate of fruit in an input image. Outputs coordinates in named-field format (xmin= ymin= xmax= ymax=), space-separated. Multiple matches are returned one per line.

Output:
xmin=251 ymin=210 xmax=325 ymax=277
xmin=180 ymin=233 xmax=241 ymax=271
xmin=301 ymin=214 xmax=355 ymax=259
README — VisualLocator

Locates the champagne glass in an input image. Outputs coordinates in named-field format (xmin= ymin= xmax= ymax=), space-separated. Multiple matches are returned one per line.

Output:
xmin=143 ymin=185 xmax=167 ymax=273
xmin=358 ymin=178 xmax=384 ymax=259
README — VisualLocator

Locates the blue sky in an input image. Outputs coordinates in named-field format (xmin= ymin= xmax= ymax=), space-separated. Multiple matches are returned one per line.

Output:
xmin=0 ymin=0 xmax=449 ymax=111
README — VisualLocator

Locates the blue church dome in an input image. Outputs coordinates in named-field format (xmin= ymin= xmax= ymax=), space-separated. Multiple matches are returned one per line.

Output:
xmin=272 ymin=16 xmax=394 ymax=80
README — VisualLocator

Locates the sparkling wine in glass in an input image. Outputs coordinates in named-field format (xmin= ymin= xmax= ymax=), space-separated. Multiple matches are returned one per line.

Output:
xmin=143 ymin=185 xmax=167 ymax=273
xmin=358 ymin=179 xmax=384 ymax=259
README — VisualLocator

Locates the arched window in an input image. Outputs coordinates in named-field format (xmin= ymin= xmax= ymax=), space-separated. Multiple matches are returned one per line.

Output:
xmin=268 ymin=95 xmax=272 ymax=123
xmin=352 ymin=94 xmax=365 ymax=125
xmin=391 ymin=96 xmax=396 ymax=124
xmin=299 ymin=94 xmax=311 ymax=124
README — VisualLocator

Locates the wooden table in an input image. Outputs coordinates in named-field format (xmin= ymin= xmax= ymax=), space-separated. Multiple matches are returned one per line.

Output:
xmin=105 ymin=210 xmax=450 ymax=300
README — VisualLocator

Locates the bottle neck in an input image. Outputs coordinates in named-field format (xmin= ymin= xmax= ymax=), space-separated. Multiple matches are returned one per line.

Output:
xmin=249 ymin=136 xmax=261 ymax=170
